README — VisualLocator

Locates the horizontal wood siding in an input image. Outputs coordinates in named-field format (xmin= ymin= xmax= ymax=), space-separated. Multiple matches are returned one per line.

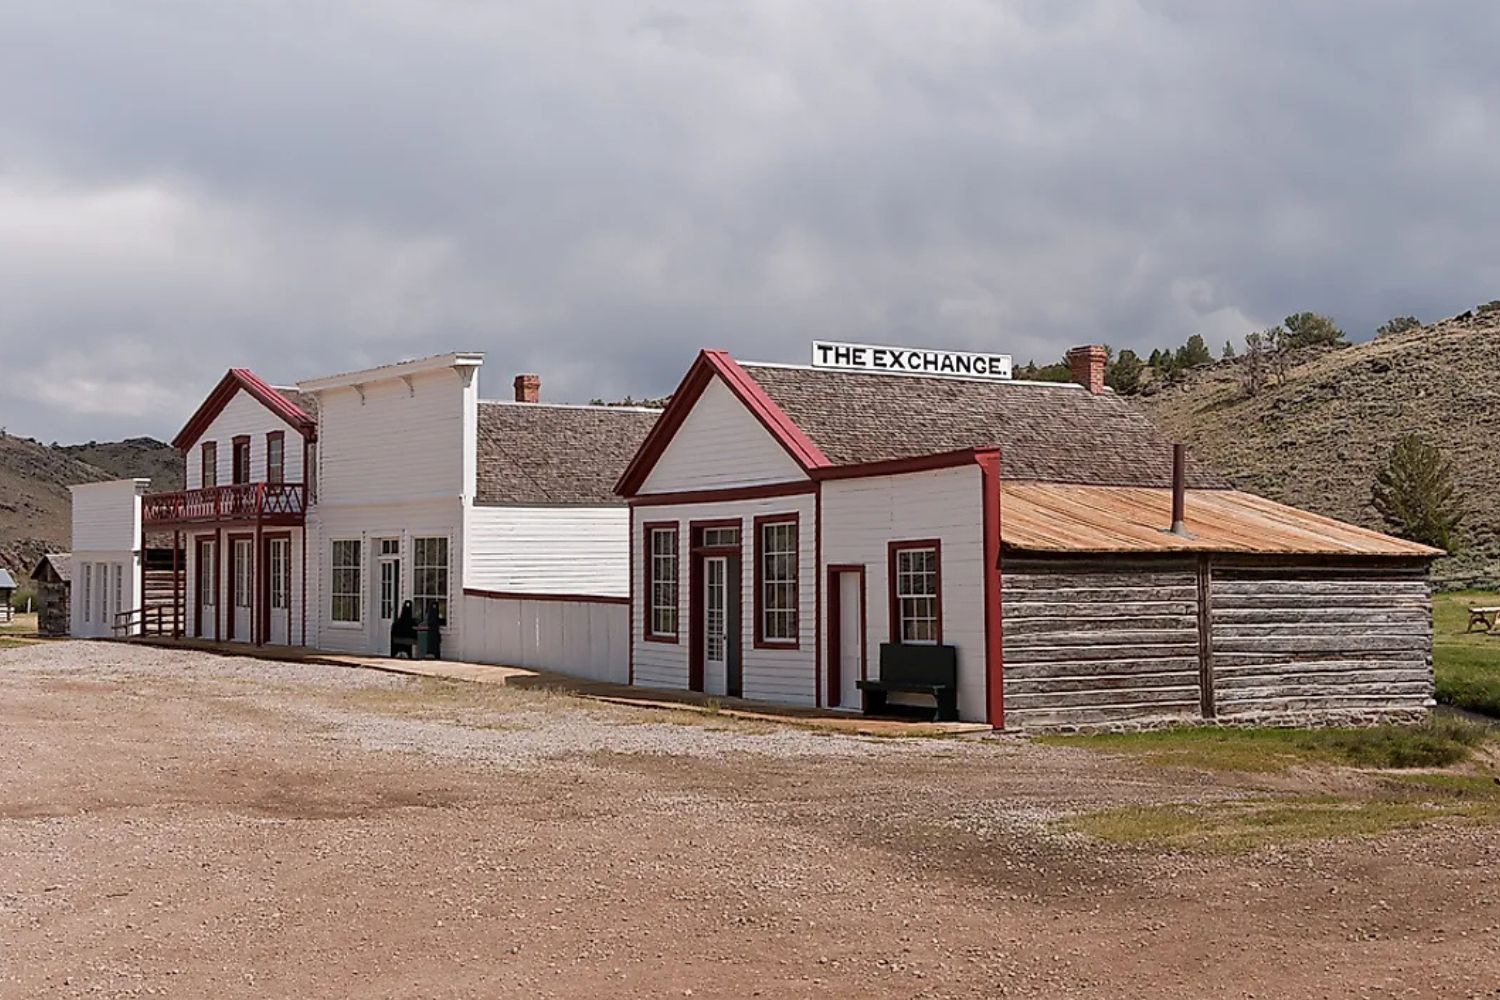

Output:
xmin=821 ymin=465 xmax=987 ymax=721
xmin=315 ymin=369 xmax=467 ymax=505
xmin=1002 ymin=559 xmax=1202 ymax=729
xmin=1210 ymin=566 xmax=1433 ymax=719
xmin=452 ymin=593 xmax=628 ymax=683
xmin=465 ymin=506 xmax=629 ymax=598
xmin=631 ymin=494 xmax=817 ymax=705
xmin=184 ymin=390 xmax=306 ymax=489
xmin=640 ymin=377 xmax=806 ymax=494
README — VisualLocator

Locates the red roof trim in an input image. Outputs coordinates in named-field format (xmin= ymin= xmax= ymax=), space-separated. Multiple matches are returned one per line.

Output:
xmin=811 ymin=446 xmax=998 ymax=482
xmin=615 ymin=350 xmax=832 ymax=497
xmin=171 ymin=369 xmax=316 ymax=451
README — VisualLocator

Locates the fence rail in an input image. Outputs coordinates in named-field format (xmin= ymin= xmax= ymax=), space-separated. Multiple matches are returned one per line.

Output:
xmin=112 ymin=605 xmax=180 ymax=638
xmin=142 ymin=482 xmax=306 ymax=525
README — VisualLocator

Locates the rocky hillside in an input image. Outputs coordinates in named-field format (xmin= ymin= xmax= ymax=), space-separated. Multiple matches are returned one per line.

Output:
xmin=1141 ymin=307 xmax=1500 ymax=587
xmin=0 ymin=434 xmax=180 ymax=578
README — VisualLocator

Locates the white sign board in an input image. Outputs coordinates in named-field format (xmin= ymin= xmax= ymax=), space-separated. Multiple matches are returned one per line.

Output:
xmin=811 ymin=340 xmax=1012 ymax=381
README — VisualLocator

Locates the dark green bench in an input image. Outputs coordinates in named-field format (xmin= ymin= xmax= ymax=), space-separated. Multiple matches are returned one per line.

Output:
xmin=857 ymin=643 xmax=959 ymax=722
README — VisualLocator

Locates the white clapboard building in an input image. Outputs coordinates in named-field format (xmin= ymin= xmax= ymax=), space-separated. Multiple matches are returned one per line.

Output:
xmin=616 ymin=343 xmax=1441 ymax=729
xmin=72 ymin=353 xmax=656 ymax=681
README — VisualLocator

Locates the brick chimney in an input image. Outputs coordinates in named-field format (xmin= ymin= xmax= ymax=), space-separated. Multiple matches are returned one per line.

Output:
xmin=1067 ymin=345 xmax=1108 ymax=395
xmin=513 ymin=373 xmax=541 ymax=404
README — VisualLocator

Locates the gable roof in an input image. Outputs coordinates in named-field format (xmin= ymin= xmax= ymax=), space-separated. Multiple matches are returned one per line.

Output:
xmin=477 ymin=402 xmax=661 ymax=506
xmin=739 ymin=362 xmax=1229 ymax=488
xmin=171 ymin=369 xmax=317 ymax=450
xmin=32 ymin=553 xmax=72 ymax=583
xmin=0 ymin=568 xmax=15 ymax=590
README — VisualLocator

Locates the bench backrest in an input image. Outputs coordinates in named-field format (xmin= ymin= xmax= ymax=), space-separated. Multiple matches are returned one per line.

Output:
xmin=878 ymin=643 xmax=957 ymax=688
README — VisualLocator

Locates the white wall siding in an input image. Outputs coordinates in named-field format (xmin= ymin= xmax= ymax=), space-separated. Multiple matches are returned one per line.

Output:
xmin=182 ymin=527 xmax=310 ymax=646
xmin=70 ymin=480 xmax=147 ymax=638
xmin=822 ymin=465 xmax=988 ymax=722
xmin=71 ymin=480 xmax=146 ymax=552
xmin=465 ymin=506 xmax=630 ymax=597
xmin=308 ymin=500 xmax=465 ymax=655
xmin=315 ymin=369 xmax=470 ymax=505
xmin=631 ymin=493 xmax=818 ymax=706
xmin=640 ymin=377 xmax=807 ymax=494
xmin=451 ymin=594 xmax=628 ymax=683
xmin=183 ymin=390 xmax=306 ymax=489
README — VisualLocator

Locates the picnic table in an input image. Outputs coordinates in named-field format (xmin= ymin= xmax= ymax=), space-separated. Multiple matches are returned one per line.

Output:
xmin=1467 ymin=606 xmax=1500 ymax=634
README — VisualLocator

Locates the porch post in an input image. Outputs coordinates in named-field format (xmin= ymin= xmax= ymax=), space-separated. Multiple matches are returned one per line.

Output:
xmin=172 ymin=530 xmax=181 ymax=638
xmin=254 ymin=522 xmax=264 ymax=646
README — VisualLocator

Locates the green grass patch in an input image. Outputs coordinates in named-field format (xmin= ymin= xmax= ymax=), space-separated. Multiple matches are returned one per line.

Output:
xmin=0 ymin=637 xmax=29 ymax=650
xmin=1042 ymin=717 xmax=1489 ymax=772
xmin=1434 ymin=590 xmax=1500 ymax=717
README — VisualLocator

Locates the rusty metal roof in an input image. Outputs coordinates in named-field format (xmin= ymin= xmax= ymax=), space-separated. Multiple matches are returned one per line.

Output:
xmin=1000 ymin=483 xmax=1442 ymax=558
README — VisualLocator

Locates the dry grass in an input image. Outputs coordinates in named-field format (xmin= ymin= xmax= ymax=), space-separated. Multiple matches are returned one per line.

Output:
xmin=1062 ymin=775 xmax=1500 ymax=854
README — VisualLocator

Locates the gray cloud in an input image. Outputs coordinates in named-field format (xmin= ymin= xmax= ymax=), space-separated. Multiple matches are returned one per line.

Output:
xmin=2 ymin=0 xmax=1498 ymax=441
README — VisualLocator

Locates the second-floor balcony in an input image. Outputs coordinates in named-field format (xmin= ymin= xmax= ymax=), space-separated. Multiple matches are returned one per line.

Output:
xmin=143 ymin=482 xmax=308 ymax=527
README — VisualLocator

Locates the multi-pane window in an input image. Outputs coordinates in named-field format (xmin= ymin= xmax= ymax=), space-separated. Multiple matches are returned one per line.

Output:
xmin=266 ymin=433 xmax=285 ymax=485
xmin=646 ymin=526 xmax=678 ymax=640
xmin=331 ymin=540 xmax=362 ymax=623
xmin=201 ymin=442 xmax=217 ymax=488
xmin=97 ymin=563 xmax=108 ymax=624
xmin=701 ymin=527 xmax=739 ymax=548
xmin=414 ymin=537 xmax=448 ymax=624
xmin=200 ymin=542 xmax=216 ymax=608
xmin=269 ymin=538 xmax=290 ymax=610
xmin=113 ymin=564 xmax=123 ymax=622
xmin=893 ymin=545 xmax=940 ymax=644
xmin=757 ymin=519 xmax=798 ymax=644
xmin=232 ymin=438 xmax=251 ymax=485
xmin=82 ymin=564 xmax=93 ymax=623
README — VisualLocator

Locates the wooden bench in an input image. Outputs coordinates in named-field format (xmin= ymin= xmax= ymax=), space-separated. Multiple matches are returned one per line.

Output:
xmin=856 ymin=643 xmax=960 ymax=722
xmin=1467 ymin=607 xmax=1500 ymax=634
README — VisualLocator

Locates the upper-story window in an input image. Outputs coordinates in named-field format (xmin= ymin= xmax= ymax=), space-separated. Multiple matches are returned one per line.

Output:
xmin=231 ymin=437 xmax=251 ymax=485
xmin=266 ymin=431 xmax=285 ymax=485
xmin=201 ymin=442 xmax=218 ymax=489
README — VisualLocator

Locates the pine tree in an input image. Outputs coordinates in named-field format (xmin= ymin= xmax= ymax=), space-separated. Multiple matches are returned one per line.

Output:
xmin=1221 ymin=340 xmax=1237 ymax=360
xmin=1281 ymin=312 xmax=1345 ymax=348
xmin=1371 ymin=434 xmax=1465 ymax=552
xmin=1175 ymin=334 xmax=1212 ymax=369
xmin=1375 ymin=315 xmax=1420 ymax=338
xmin=1107 ymin=349 xmax=1145 ymax=394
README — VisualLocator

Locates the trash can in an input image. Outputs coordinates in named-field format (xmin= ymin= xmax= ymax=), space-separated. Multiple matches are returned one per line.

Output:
xmin=415 ymin=625 xmax=431 ymax=660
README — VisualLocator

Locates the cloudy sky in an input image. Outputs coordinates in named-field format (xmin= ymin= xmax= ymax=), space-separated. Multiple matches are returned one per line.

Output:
xmin=2 ymin=1 xmax=1498 ymax=442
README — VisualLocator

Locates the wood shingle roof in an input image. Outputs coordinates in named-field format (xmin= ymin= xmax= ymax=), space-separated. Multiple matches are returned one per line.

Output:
xmin=476 ymin=402 xmax=661 ymax=506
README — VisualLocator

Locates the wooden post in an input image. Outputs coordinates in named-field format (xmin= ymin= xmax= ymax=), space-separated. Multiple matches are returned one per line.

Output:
xmin=1197 ymin=555 xmax=1215 ymax=719
xmin=214 ymin=526 xmax=222 ymax=643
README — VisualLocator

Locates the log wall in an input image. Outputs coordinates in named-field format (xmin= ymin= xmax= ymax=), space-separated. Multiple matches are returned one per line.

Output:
xmin=1001 ymin=557 xmax=1433 ymax=731
xmin=1002 ymin=559 xmax=1205 ymax=730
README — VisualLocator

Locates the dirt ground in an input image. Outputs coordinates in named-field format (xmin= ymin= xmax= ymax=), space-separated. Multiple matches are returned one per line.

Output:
xmin=3 ymin=643 xmax=1499 ymax=999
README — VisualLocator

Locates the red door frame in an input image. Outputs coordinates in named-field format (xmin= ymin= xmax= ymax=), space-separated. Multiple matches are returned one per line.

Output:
xmin=261 ymin=531 xmax=293 ymax=647
xmin=194 ymin=535 xmax=215 ymax=638
xmin=825 ymin=564 xmax=867 ymax=708
xmin=226 ymin=532 xmax=254 ymax=642
xmin=688 ymin=519 xmax=743 ymax=694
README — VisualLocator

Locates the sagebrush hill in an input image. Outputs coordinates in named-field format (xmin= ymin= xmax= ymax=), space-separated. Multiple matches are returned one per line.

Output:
xmin=1140 ymin=307 xmax=1500 ymax=587
xmin=0 ymin=435 xmax=180 ymax=576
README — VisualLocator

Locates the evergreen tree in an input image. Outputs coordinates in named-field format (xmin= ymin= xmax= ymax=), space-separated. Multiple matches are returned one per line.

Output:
xmin=1375 ymin=315 xmax=1420 ymax=338
xmin=1281 ymin=312 xmax=1346 ymax=348
xmin=1371 ymin=434 xmax=1465 ymax=553
xmin=1174 ymin=334 xmax=1212 ymax=369
xmin=1107 ymin=349 xmax=1145 ymax=394
xmin=1222 ymin=340 xmax=1237 ymax=360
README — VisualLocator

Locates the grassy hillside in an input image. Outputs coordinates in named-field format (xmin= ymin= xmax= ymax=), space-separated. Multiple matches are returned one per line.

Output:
xmin=0 ymin=433 xmax=179 ymax=578
xmin=1141 ymin=307 xmax=1500 ymax=587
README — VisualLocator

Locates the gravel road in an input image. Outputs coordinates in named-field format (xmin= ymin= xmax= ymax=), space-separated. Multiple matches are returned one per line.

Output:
xmin=2 ymin=642 xmax=1498 ymax=999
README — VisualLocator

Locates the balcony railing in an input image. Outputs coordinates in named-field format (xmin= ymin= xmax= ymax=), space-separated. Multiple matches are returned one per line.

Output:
xmin=143 ymin=482 xmax=308 ymax=525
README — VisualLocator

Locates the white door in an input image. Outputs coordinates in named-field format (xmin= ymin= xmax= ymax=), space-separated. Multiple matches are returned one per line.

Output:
xmin=703 ymin=556 xmax=729 ymax=696
xmin=267 ymin=537 xmax=291 ymax=646
xmin=231 ymin=538 xmax=253 ymax=643
xmin=838 ymin=573 xmax=864 ymax=710
xmin=377 ymin=539 xmax=401 ymax=654
xmin=197 ymin=540 xmax=216 ymax=639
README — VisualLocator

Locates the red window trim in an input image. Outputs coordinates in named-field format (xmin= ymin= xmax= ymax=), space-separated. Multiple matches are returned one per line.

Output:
xmin=231 ymin=435 xmax=252 ymax=485
xmin=753 ymin=512 xmax=801 ymax=650
xmin=200 ymin=441 xmax=218 ymax=488
xmin=887 ymin=539 xmax=943 ymax=646
xmin=642 ymin=520 xmax=680 ymax=644
xmin=265 ymin=430 xmax=286 ymax=485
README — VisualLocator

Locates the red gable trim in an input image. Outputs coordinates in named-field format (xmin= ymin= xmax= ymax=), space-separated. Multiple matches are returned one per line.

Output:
xmin=810 ymin=446 xmax=997 ymax=482
xmin=615 ymin=350 xmax=832 ymax=497
xmin=171 ymin=369 xmax=316 ymax=451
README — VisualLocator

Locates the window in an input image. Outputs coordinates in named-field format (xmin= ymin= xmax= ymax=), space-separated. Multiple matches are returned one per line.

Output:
xmin=413 ymin=537 xmax=449 ymax=624
xmin=232 ymin=437 xmax=251 ymax=485
xmin=331 ymin=540 xmax=362 ymax=624
xmin=82 ymin=564 xmax=93 ymax=623
xmin=269 ymin=538 xmax=290 ymax=610
xmin=645 ymin=524 xmax=678 ymax=641
xmin=200 ymin=541 xmax=216 ymax=609
xmin=701 ymin=527 xmax=739 ymax=548
xmin=97 ymin=562 xmax=108 ymax=624
xmin=266 ymin=432 xmax=285 ymax=485
xmin=201 ymin=441 xmax=217 ymax=488
xmin=755 ymin=516 xmax=799 ymax=646
xmin=113 ymin=564 xmax=123 ymax=621
xmin=890 ymin=541 xmax=941 ymax=644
